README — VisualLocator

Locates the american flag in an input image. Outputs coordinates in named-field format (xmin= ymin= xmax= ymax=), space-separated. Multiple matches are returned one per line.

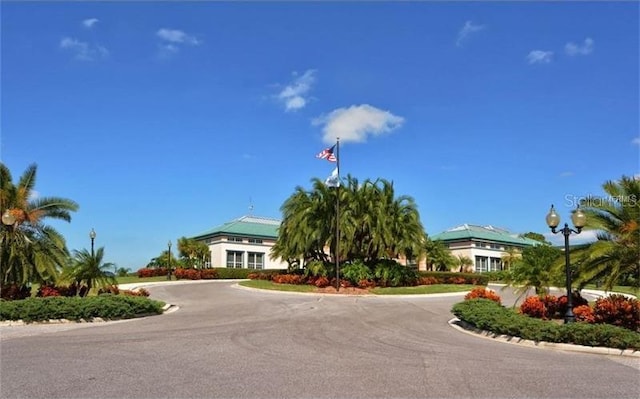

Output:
xmin=316 ymin=145 xmax=337 ymax=162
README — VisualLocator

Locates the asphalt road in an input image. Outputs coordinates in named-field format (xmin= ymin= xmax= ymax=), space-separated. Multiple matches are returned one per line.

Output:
xmin=1 ymin=281 xmax=638 ymax=399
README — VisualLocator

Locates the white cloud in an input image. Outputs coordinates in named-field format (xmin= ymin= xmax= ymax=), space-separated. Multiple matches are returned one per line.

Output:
xmin=559 ymin=171 xmax=574 ymax=177
xmin=82 ymin=18 xmax=99 ymax=28
xmin=156 ymin=28 xmax=200 ymax=46
xmin=565 ymin=38 xmax=594 ymax=56
xmin=631 ymin=137 xmax=640 ymax=146
xmin=60 ymin=37 xmax=108 ymax=61
xmin=277 ymin=69 xmax=316 ymax=112
xmin=456 ymin=21 xmax=485 ymax=47
xmin=312 ymin=104 xmax=405 ymax=144
xmin=527 ymin=50 xmax=553 ymax=64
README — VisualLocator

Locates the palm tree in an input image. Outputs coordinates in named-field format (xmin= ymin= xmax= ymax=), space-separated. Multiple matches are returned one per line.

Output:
xmin=456 ymin=255 xmax=474 ymax=273
xmin=574 ymin=175 xmax=640 ymax=290
xmin=0 ymin=163 xmax=78 ymax=287
xmin=424 ymin=238 xmax=456 ymax=271
xmin=272 ymin=175 xmax=425 ymax=268
xmin=504 ymin=244 xmax=563 ymax=299
xmin=65 ymin=247 xmax=116 ymax=296
xmin=500 ymin=247 xmax=522 ymax=271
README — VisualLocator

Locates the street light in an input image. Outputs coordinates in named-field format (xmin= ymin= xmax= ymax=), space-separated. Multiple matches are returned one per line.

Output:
xmin=2 ymin=210 xmax=16 ymax=227
xmin=545 ymin=204 xmax=587 ymax=324
xmin=89 ymin=228 xmax=96 ymax=257
xmin=167 ymin=240 xmax=172 ymax=281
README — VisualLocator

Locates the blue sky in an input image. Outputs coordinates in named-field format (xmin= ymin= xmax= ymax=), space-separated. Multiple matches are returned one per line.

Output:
xmin=2 ymin=2 xmax=638 ymax=270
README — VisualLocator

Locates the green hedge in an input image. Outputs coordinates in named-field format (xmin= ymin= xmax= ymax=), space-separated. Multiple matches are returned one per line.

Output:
xmin=211 ymin=268 xmax=286 ymax=279
xmin=419 ymin=271 xmax=488 ymax=286
xmin=452 ymin=299 xmax=640 ymax=350
xmin=0 ymin=295 xmax=165 ymax=323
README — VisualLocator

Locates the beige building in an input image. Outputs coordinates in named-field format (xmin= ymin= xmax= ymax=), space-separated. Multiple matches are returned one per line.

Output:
xmin=432 ymin=224 xmax=540 ymax=273
xmin=191 ymin=216 xmax=288 ymax=270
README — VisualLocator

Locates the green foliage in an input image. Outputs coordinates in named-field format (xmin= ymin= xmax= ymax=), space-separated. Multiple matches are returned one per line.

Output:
xmin=212 ymin=268 xmax=285 ymax=279
xmin=273 ymin=175 xmax=426 ymax=266
xmin=1 ymin=163 xmax=78 ymax=287
xmin=452 ymin=299 xmax=640 ymax=350
xmin=574 ymin=175 xmax=640 ymax=291
xmin=0 ymin=295 xmax=165 ymax=323
xmin=340 ymin=260 xmax=373 ymax=285
xmin=373 ymin=261 xmax=419 ymax=287
xmin=418 ymin=271 xmax=489 ymax=286
xmin=519 ymin=232 xmax=549 ymax=244
xmin=423 ymin=238 xmax=456 ymax=271
xmin=505 ymin=244 xmax=562 ymax=298
xmin=63 ymin=247 xmax=116 ymax=296
xmin=177 ymin=237 xmax=210 ymax=268
xmin=304 ymin=260 xmax=330 ymax=278
xmin=480 ymin=270 xmax=510 ymax=282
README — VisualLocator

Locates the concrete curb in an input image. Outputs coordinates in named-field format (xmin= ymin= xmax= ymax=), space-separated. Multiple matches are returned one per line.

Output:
xmin=448 ymin=317 xmax=640 ymax=358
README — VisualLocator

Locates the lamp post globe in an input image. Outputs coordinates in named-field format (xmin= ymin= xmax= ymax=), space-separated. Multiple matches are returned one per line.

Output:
xmin=546 ymin=204 xmax=586 ymax=324
xmin=89 ymin=228 xmax=96 ymax=257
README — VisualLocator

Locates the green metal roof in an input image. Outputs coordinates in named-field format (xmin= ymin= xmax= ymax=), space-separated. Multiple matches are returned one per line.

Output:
xmin=192 ymin=215 xmax=280 ymax=239
xmin=431 ymin=224 xmax=541 ymax=247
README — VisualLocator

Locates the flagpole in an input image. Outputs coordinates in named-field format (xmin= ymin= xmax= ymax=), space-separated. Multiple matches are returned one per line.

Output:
xmin=335 ymin=137 xmax=340 ymax=291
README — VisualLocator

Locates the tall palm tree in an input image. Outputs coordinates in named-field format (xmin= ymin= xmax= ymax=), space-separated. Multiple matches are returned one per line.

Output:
xmin=423 ymin=238 xmax=456 ymax=271
xmin=272 ymin=175 xmax=425 ymax=267
xmin=65 ymin=247 xmax=116 ymax=296
xmin=501 ymin=247 xmax=522 ymax=271
xmin=0 ymin=163 xmax=78 ymax=287
xmin=574 ymin=175 xmax=640 ymax=290
xmin=457 ymin=255 xmax=474 ymax=273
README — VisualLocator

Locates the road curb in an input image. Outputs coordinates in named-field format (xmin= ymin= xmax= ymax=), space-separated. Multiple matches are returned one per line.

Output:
xmin=448 ymin=317 xmax=640 ymax=358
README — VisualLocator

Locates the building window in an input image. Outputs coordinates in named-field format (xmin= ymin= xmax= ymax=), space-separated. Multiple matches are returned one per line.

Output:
xmin=227 ymin=236 xmax=243 ymax=242
xmin=247 ymin=252 xmax=264 ymax=269
xmin=475 ymin=241 xmax=485 ymax=248
xmin=489 ymin=243 xmax=502 ymax=250
xmin=475 ymin=256 xmax=488 ymax=273
xmin=490 ymin=257 xmax=502 ymax=272
xmin=248 ymin=238 xmax=263 ymax=244
xmin=226 ymin=251 xmax=243 ymax=268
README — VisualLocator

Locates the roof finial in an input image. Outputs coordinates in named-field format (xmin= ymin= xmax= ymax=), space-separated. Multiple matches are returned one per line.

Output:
xmin=248 ymin=197 xmax=254 ymax=216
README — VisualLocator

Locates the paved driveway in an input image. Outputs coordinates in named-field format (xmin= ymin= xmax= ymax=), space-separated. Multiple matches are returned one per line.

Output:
xmin=1 ymin=281 xmax=638 ymax=399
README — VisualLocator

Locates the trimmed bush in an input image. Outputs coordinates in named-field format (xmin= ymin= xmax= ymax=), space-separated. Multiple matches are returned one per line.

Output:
xmin=593 ymin=294 xmax=640 ymax=331
xmin=136 ymin=267 xmax=169 ymax=278
xmin=520 ymin=296 xmax=548 ymax=319
xmin=557 ymin=292 xmax=589 ymax=317
xmin=452 ymin=299 xmax=640 ymax=350
xmin=464 ymin=287 xmax=501 ymax=304
xmin=341 ymin=261 xmax=373 ymax=286
xmin=374 ymin=261 xmax=419 ymax=287
xmin=419 ymin=271 xmax=488 ymax=286
xmin=213 ymin=268 xmax=285 ymax=279
xmin=573 ymin=305 xmax=595 ymax=323
xmin=0 ymin=295 xmax=165 ymax=323
xmin=272 ymin=274 xmax=304 ymax=285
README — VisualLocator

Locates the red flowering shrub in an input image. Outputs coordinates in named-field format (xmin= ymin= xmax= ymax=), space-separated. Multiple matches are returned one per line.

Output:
xmin=593 ymin=294 xmax=640 ymax=331
xmin=55 ymin=284 xmax=79 ymax=297
xmin=464 ymin=287 xmax=501 ymax=304
xmin=418 ymin=276 xmax=439 ymax=286
xmin=541 ymin=295 xmax=559 ymax=319
xmin=446 ymin=277 xmax=467 ymax=285
xmin=314 ymin=276 xmax=330 ymax=288
xmin=340 ymin=279 xmax=353 ymax=288
xmin=573 ymin=305 xmax=595 ymax=323
xmin=272 ymin=274 xmax=303 ymax=285
xmin=0 ymin=284 xmax=31 ymax=300
xmin=175 ymin=268 xmax=201 ymax=280
xmin=136 ymin=267 xmax=168 ymax=278
xmin=358 ymin=279 xmax=376 ymax=289
xmin=520 ymin=296 xmax=548 ymax=319
xmin=557 ymin=293 xmax=589 ymax=317
xmin=36 ymin=285 xmax=61 ymax=297
xmin=200 ymin=269 xmax=218 ymax=279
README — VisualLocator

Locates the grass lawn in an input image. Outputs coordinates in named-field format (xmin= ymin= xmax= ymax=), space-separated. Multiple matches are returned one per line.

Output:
xmin=582 ymin=284 xmax=639 ymax=297
xmin=370 ymin=284 xmax=476 ymax=295
xmin=116 ymin=276 xmax=171 ymax=285
xmin=239 ymin=280 xmax=317 ymax=292
xmin=240 ymin=280 xmax=477 ymax=295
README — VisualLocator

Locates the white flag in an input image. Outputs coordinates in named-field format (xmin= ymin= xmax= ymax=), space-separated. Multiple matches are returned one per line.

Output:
xmin=325 ymin=167 xmax=340 ymax=187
